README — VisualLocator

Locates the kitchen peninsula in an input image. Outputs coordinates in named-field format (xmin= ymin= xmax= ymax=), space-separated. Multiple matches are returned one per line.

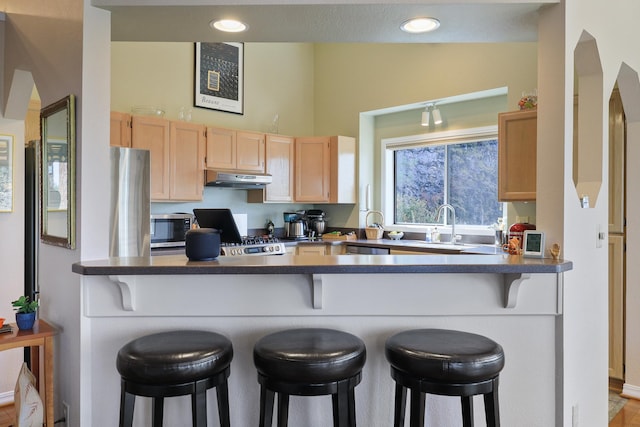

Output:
xmin=73 ymin=254 xmax=571 ymax=426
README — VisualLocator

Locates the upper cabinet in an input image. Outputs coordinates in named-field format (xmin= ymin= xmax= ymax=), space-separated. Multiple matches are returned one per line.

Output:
xmin=206 ymin=127 xmax=265 ymax=172
xmin=497 ymin=109 xmax=537 ymax=201
xmin=131 ymin=115 xmax=171 ymax=200
xmin=169 ymin=121 xmax=206 ymax=201
xmin=294 ymin=135 xmax=356 ymax=204
xmin=110 ymin=111 xmax=131 ymax=147
xmin=263 ymin=134 xmax=295 ymax=202
xmin=130 ymin=114 xmax=204 ymax=202
xmin=295 ymin=136 xmax=331 ymax=202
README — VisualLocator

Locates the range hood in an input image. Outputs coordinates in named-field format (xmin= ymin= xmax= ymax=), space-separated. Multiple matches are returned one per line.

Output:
xmin=205 ymin=170 xmax=272 ymax=189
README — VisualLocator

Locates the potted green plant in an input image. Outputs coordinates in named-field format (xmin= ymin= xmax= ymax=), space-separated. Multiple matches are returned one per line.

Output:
xmin=12 ymin=296 xmax=39 ymax=330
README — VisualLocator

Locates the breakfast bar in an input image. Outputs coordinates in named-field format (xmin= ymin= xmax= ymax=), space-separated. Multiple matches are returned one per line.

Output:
xmin=73 ymin=254 xmax=571 ymax=426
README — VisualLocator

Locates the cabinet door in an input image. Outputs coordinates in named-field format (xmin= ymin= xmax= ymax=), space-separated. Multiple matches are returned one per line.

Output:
xmin=295 ymin=137 xmax=330 ymax=202
xmin=264 ymin=134 xmax=294 ymax=202
xmin=170 ymin=122 xmax=205 ymax=201
xmin=609 ymin=235 xmax=624 ymax=380
xmin=329 ymin=136 xmax=356 ymax=203
xmin=131 ymin=115 xmax=170 ymax=200
xmin=206 ymin=127 xmax=236 ymax=170
xmin=110 ymin=111 xmax=131 ymax=147
xmin=297 ymin=245 xmax=326 ymax=256
xmin=236 ymin=131 xmax=265 ymax=172
xmin=498 ymin=110 xmax=537 ymax=201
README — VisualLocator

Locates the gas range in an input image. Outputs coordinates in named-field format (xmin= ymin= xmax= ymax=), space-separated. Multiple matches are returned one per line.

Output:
xmin=220 ymin=236 xmax=286 ymax=257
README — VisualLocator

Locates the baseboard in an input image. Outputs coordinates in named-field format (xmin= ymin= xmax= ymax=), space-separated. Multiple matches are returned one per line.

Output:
xmin=0 ymin=390 xmax=14 ymax=407
xmin=622 ymin=383 xmax=640 ymax=400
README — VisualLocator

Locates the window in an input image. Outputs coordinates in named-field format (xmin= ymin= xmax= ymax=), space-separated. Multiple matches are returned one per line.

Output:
xmin=383 ymin=126 xmax=502 ymax=229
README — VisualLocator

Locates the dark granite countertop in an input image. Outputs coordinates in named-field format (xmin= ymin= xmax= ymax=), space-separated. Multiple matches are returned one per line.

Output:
xmin=72 ymin=253 xmax=572 ymax=276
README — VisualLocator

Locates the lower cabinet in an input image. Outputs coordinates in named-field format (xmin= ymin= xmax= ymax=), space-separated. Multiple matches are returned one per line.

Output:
xmin=297 ymin=245 xmax=327 ymax=256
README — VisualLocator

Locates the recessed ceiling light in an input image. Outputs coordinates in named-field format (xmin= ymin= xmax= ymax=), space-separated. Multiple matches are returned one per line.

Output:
xmin=400 ymin=17 xmax=440 ymax=34
xmin=210 ymin=19 xmax=248 ymax=33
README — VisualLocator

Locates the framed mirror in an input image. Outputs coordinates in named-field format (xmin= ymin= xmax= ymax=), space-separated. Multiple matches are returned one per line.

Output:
xmin=40 ymin=94 xmax=76 ymax=249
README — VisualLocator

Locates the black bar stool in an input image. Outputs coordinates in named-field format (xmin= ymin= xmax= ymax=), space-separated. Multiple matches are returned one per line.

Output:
xmin=253 ymin=328 xmax=366 ymax=427
xmin=116 ymin=330 xmax=233 ymax=427
xmin=385 ymin=329 xmax=505 ymax=427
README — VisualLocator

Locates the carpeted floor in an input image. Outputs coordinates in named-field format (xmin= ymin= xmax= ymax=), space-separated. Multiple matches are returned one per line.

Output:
xmin=609 ymin=391 xmax=628 ymax=422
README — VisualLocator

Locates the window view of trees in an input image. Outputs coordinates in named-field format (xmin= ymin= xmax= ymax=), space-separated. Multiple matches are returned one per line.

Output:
xmin=394 ymin=139 xmax=502 ymax=226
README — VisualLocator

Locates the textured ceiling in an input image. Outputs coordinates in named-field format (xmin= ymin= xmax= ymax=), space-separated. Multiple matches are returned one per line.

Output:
xmin=97 ymin=2 xmax=554 ymax=43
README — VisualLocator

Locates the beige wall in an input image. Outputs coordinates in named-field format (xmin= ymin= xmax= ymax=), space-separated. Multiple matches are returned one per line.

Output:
xmin=111 ymin=42 xmax=315 ymax=136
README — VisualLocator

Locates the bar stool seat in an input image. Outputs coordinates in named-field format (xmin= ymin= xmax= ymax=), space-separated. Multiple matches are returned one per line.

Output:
xmin=385 ymin=329 xmax=505 ymax=427
xmin=253 ymin=328 xmax=366 ymax=427
xmin=116 ymin=330 xmax=233 ymax=427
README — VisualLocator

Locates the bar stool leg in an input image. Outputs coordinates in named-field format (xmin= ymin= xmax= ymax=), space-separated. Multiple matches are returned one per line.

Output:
xmin=259 ymin=386 xmax=275 ymax=427
xmin=216 ymin=379 xmax=231 ymax=427
xmin=332 ymin=379 xmax=350 ymax=427
xmin=152 ymin=397 xmax=164 ymax=427
xmin=484 ymin=378 xmax=500 ymax=427
xmin=409 ymin=389 xmax=425 ymax=427
xmin=119 ymin=386 xmax=135 ymax=427
xmin=393 ymin=383 xmax=406 ymax=427
xmin=347 ymin=381 xmax=357 ymax=427
xmin=277 ymin=393 xmax=289 ymax=427
xmin=192 ymin=388 xmax=207 ymax=427
xmin=461 ymin=396 xmax=474 ymax=427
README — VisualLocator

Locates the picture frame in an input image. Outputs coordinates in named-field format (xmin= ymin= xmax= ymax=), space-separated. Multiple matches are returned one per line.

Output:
xmin=523 ymin=230 xmax=545 ymax=258
xmin=0 ymin=134 xmax=14 ymax=212
xmin=194 ymin=42 xmax=244 ymax=114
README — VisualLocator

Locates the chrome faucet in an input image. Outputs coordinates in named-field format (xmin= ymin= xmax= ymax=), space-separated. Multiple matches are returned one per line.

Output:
xmin=436 ymin=204 xmax=457 ymax=244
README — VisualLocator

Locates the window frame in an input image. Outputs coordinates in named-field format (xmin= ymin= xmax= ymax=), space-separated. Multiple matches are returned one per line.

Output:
xmin=381 ymin=125 xmax=500 ymax=236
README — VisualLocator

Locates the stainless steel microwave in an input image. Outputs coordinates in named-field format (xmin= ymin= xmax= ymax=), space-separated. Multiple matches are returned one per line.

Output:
xmin=150 ymin=213 xmax=193 ymax=249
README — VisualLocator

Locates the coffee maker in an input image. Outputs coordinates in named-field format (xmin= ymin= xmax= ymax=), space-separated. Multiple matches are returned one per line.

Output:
xmin=306 ymin=209 xmax=326 ymax=236
xmin=283 ymin=211 xmax=307 ymax=239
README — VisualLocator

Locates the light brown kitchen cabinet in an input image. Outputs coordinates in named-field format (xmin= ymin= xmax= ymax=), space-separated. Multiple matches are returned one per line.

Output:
xmin=206 ymin=127 xmax=265 ymax=172
xmin=110 ymin=111 xmax=131 ymax=147
xmin=294 ymin=136 xmax=356 ymax=203
xmin=297 ymin=245 xmax=327 ymax=256
xmin=169 ymin=121 xmax=206 ymax=201
xmin=248 ymin=134 xmax=295 ymax=203
xmin=131 ymin=115 xmax=205 ymax=201
xmin=498 ymin=109 xmax=537 ymax=201
xmin=131 ymin=115 xmax=171 ymax=200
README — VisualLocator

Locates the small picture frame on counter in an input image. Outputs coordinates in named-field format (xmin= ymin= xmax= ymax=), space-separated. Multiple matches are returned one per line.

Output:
xmin=523 ymin=230 xmax=545 ymax=258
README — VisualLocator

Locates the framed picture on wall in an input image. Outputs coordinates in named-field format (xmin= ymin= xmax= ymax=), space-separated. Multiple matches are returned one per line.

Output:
xmin=194 ymin=42 xmax=244 ymax=114
xmin=0 ymin=134 xmax=13 ymax=212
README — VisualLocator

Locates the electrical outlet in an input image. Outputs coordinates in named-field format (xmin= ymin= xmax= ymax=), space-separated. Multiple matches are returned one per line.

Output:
xmin=63 ymin=401 xmax=70 ymax=427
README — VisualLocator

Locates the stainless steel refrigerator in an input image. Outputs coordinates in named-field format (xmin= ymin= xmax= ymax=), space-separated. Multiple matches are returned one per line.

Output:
xmin=109 ymin=147 xmax=151 ymax=257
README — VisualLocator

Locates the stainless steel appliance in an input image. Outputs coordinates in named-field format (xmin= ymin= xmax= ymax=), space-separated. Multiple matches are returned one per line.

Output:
xmin=345 ymin=245 xmax=390 ymax=254
xmin=220 ymin=236 xmax=285 ymax=257
xmin=194 ymin=208 xmax=285 ymax=256
xmin=110 ymin=147 xmax=151 ymax=257
xmin=307 ymin=209 xmax=327 ymax=236
xmin=150 ymin=213 xmax=193 ymax=249
xmin=283 ymin=211 xmax=307 ymax=239
xmin=205 ymin=170 xmax=272 ymax=188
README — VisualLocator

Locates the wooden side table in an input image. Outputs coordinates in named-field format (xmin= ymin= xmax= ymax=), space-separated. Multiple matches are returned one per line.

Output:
xmin=0 ymin=319 xmax=58 ymax=427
